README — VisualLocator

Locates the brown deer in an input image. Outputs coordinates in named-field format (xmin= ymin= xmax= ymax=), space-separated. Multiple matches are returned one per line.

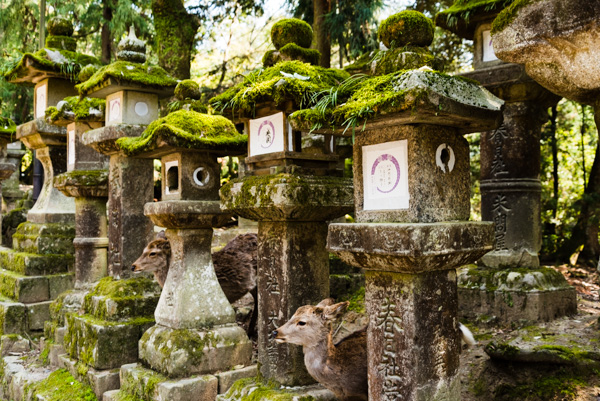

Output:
xmin=273 ymin=299 xmax=368 ymax=401
xmin=132 ymin=232 xmax=258 ymax=335
xmin=273 ymin=299 xmax=477 ymax=401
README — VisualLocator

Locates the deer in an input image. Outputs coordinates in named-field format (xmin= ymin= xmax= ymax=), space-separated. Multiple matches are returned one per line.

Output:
xmin=132 ymin=231 xmax=258 ymax=336
xmin=273 ymin=298 xmax=477 ymax=401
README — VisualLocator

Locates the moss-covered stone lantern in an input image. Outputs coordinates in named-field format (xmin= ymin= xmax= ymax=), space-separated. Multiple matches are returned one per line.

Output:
xmin=291 ymin=11 xmax=502 ymax=400
xmin=436 ymin=0 xmax=575 ymax=325
xmin=80 ymin=26 xmax=177 ymax=279
xmin=215 ymin=45 xmax=354 ymax=384
xmin=0 ymin=16 xmax=100 ymax=341
xmin=113 ymin=109 xmax=251 ymax=394
xmin=263 ymin=18 xmax=321 ymax=67
xmin=49 ymin=97 xmax=109 ymax=287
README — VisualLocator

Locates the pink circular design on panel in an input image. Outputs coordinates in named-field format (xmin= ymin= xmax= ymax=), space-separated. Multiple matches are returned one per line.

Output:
xmin=371 ymin=154 xmax=401 ymax=193
xmin=258 ymin=120 xmax=276 ymax=149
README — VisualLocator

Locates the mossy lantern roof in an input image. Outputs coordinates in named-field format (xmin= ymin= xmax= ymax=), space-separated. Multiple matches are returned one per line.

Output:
xmin=209 ymin=60 xmax=349 ymax=118
xmin=76 ymin=27 xmax=177 ymax=98
xmin=435 ymin=0 xmax=514 ymax=39
xmin=116 ymin=110 xmax=248 ymax=158
xmin=4 ymin=17 xmax=100 ymax=85
xmin=289 ymin=69 xmax=504 ymax=135
xmin=45 ymin=96 xmax=105 ymax=126
xmin=0 ymin=117 xmax=17 ymax=142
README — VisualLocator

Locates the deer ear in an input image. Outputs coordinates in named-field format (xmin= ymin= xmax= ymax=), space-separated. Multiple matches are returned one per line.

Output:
xmin=323 ymin=301 xmax=349 ymax=320
xmin=156 ymin=231 xmax=166 ymax=240
xmin=316 ymin=298 xmax=334 ymax=308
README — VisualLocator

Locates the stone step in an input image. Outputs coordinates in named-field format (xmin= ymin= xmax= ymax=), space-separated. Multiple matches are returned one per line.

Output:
xmin=216 ymin=377 xmax=336 ymax=401
xmin=0 ymin=268 xmax=73 ymax=303
xmin=11 ymin=222 xmax=75 ymax=255
xmin=119 ymin=363 xmax=218 ymax=401
xmin=0 ymin=300 xmax=27 ymax=336
xmin=84 ymin=293 xmax=160 ymax=322
xmin=0 ymin=246 xmax=73 ymax=276
xmin=59 ymin=354 xmax=121 ymax=400
xmin=64 ymin=313 xmax=154 ymax=370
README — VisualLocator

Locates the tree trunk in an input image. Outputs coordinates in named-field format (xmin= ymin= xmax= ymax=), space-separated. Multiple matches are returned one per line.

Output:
xmin=152 ymin=0 xmax=199 ymax=79
xmin=101 ymin=0 xmax=113 ymax=64
xmin=559 ymin=104 xmax=600 ymax=266
xmin=313 ymin=0 xmax=331 ymax=68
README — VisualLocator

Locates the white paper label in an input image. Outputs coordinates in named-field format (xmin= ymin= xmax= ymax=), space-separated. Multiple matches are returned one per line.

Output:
xmin=108 ymin=98 xmax=121 ymax=122
xmin=68 ymin=130 xmax=76 ymax=168
xmin=362 ymin=140 xmax=409 ymax=211
xmin=482 ymin=30 xmax=498 ymax=62
xmin=249 ymin=112 xmax=285 ymax=157
xmin=35 ymin=84 xmax=47 ymax=119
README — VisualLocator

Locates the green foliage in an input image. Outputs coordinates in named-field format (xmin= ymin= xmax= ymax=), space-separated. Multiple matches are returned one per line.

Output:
xmin=209 ymin=60 xmax=349 ymax=115
xmin=270 ymin=18 xmax=313 ymax=50
xmin=76 ymin=61 xmax=177 ymax=96
xmin=436 ymin=0 xmax=513 ymax=32
xmin=116 ymin=110 xmax=247 ymax=156
xmin=378 ymin=10 xmax=435 ymax=48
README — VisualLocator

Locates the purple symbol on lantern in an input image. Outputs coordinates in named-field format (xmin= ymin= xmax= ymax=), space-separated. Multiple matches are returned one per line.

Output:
xmin=371 ymin=154 xmax=401 ymax=193
xmin=258 ymin=120 xmax=276 ymax=149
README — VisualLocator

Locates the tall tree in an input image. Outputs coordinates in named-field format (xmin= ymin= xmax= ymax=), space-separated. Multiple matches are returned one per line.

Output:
xmin=313 ymin=0 xmax=330 ymax=67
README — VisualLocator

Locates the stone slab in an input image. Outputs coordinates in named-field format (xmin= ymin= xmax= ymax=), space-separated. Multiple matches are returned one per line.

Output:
xmin=216 ymin=379 xmax=336 ymax=401
xmin=0 ymin=246 xmax=73 ymax=276
xmin=60 ymin=353 xmax=121 ymax=400
xmin=26 ymin=300 xmax=51 ymax=331
xmin=48 ymin=273 xmax=74 ymax=299
xmin=0 ymin=269 xmax=50 ymax=303
xmin=216 ymin=364 xmax=257 ymax=394
xmin=0 ymin=301 xmax=27 ymax=335
xmin=158 ymin=375 xmax=218 ymax=401
xmin=85 ymin=292 xmax=160 ymax=322
xmin=12 ymin=221 xmax=75 ymax=255
xmin=103 ymin=389 xmax=120 ymax=401
xmin=48 ymin=343 xmax=65 ymax=367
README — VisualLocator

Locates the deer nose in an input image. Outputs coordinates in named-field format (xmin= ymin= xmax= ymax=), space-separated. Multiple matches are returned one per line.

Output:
xmin=131 ymin=265 xmax=136 ymax=272
xmin=271 ymin=330 xmax=278 ymax=339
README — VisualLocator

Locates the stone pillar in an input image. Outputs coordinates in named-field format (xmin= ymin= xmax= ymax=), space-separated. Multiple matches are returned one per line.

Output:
xmin=221 ymin=174 xmax=353 ymax=385
xmin=2 ymin=144 xmax=26 ymax=213
xmin=81 ymin=126 xmax=154 ymax=279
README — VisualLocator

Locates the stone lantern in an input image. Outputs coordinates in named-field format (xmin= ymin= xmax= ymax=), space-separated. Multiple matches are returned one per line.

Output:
xmin=217 ymin=19 xmax=354 ymax=386
xmin=291 ymin=11 xmax=502 ymax=400
xmin=79 ymin=26 xmax=177 ymax=278
xmin=50 ymin=97 xmax=109 ymax=287
xmin=0 ymin=16 xmax=100 ymax=339
xmin=436 ymin=0 xmax=576 ymax=324
xmin=110 ymin=107 xmax=252 ymax=398
xmin=0 ymin=118 xmax=19 ymax=233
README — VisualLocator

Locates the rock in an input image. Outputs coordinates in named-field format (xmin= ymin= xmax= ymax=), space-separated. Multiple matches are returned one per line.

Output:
xmin=378 ymin=10 xmax=434 ymax=49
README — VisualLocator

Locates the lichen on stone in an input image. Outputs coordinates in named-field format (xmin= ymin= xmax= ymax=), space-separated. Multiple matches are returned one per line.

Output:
xmin=116 ymin=109 xmax=247 ymax=156
xmin=45 ymin=96 xmax=105 ymax=123
xmin=53 ymin=169 xmax=108 ymax=187
xmin=491 ymin=0 xmax=541 ymax=34
xmin=378 ymin=10 xmax=435 ymax=49
xmin=209 ymin=60 xmax=349 ymax=116
xmin=76 ymin=61 xmax=177 ymax=96
xmin=271 ymin=18 xmax=313 ymax=50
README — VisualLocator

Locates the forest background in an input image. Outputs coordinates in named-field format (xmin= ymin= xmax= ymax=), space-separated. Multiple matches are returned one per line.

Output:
xmin=0 ymin=0 xmax=598 ymax=267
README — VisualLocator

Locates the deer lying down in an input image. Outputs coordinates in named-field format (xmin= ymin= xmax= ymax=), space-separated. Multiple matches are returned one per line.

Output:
xmin=273 ymin=299 xmax=477 ymax=401
xmin=131 ymin=232 xmax=258 ymax=335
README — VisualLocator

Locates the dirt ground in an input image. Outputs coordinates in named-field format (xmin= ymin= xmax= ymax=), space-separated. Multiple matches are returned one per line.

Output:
xmin=458 ymin=264 xmax=600 ymax=401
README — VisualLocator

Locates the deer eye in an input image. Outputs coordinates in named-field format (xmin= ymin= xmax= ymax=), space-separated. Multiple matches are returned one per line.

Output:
xmin=297 ymin=321 xmax=306 ymax=326
xmin=149 ymin=252 xmax=157 ymax=257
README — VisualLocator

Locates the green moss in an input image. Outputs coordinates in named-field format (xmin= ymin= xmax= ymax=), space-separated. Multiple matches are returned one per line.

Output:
xmin=29 ymin=369 xmax=97 ymax=401
xmin=371 ymin=46 xmax=435 ymax=75
xmin=76 ymin=60 xmax=177 ymax=97
xmin=45 ymin=96 xmax=105 ymax=122
xmin=39 ymin=339 xmax=52 ymax=366
xmin=167 ymin=99 xmax=208 ymax=114
xmin=174 ymin=79 xmax=201 ymax=100
xmin=209 ymin=60 xmax=349 ymax=116
xmin=435 ymin=0 xmax=513 ymax=35
xmin=485 ymin=341 xmax=520 ymax=357
xmin=279 ymin=43 xmax=321 ymax=65
xmin=54 ymin=169 xmax=108 ymax=187
xmin=47 ymin=16 xmax=74 ymax=36
xmin=116 ymin=110 xmax=247 ymax=156
xmin=342 ymin=286 xmax=365 ymax=314
xmin=222 ymin=377 xmax=317 ymax=401
xmin=4 ymin=48 xmax=101 ymax=83
xmin=86 ymin=276 xmax=158 ymax=299
xmin=491 ymin=0 xmax=541 ymax=34
xmin=0 ymin=117 xmax=16 ymax=142
xmin=78 ymin=64 xmax=98 ymax=82
xmin=378 ymin=11 xmax=435 ymax=49
xmin=344 ymin=51 xmax=376 ymax=74
xmin=271 ymin=18 xmax=313 ymax=50
xmin=493 ymin=372 xmax=585 ymax=400
xmin=45 ymin=35 xmax=77 ymax=52
xmin=532 ymin=345 xmax=599 ymax=364
xmin=461 ymin=266 xmax=570 ymax=292
xmin=262 ymin=49 xmax=279 ymax=67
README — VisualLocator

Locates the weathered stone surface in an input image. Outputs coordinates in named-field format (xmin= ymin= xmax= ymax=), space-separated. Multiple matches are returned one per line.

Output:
xmin=492 ymin=0 xmax=600 ymax=105
xmin=458 ymin=266 xmax=577 ymax=324
xmin=215 ymin=365 xmax=257 ymax=394
xmin=64 ymin=312 xmax=153 ymax=370
xmin=144 ymin=201 xmax=232 ymax=229
xmin=26 ymin=300 xmax=51 ymax=331
xmin=0 ymin=269 xmax=51 ymax=303
xmin=81 ymin=124 xmax=145 ymax=155
xmin=328 ymin=222 xmax=494 ymax=273
xmin=0 ymin=246 xmax=72 ymax=276
xmin=216 ymin=378 xmax=337 ymax=401
xmin=365 ymin=269 xmax=461 ymax=401
xmin=87 ymin=368 xmax=121 ymax=400
xmin=54 ymin=170 xmax=109 ymax=198
xmin=0 ymin=301 xmax=27 ymax=335
xmin=138 ymin=324 xmax=252 ymax=378
xmin=11 ymin=221 xmax=75 ymax=255
xmin=65 ymin=121 xmax=108 ymax=171
xmin=220 ymin=174 xmax=353 ymax=222
xmin=48 ymin=272 xmax=74 ymax=299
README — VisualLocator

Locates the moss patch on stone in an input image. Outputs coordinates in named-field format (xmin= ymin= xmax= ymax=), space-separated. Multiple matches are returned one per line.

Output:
xmin=492 ymin=371 xmax=586 ymax=400
xmin=209 ymin=60 xmax=349 ymax=116
xmin=491 ymin=0 xmax=541 ymax=34
xmin=0 ymin=117 xmax=16 ymax=142
xmin=174 ymin=79 xmax=201 ymax=100
xmin=4 ymin=48 xmax=101 ymax=83
xmin=279 ymin=43 xmax=321 ymax=65
xmin=76 ymin=60 xmax=177 ymax=96
xmin=378 ymin=11 xmax=435 ymax=49
xmin=459 ymin=266 xmax=571 ymax=292
xmin=271 ymin=18 xmax=313 ymax=50
xmin=54 ymin=169 xmax=108 ymax=187
xmin=45 ymin=35 xmax=77 ymax=52
xmin=221 ymin=377 xmax=317 ymax=401
xmin=47 ymin=16 xmax=74 ymax=36
xmin=29 ymin=369 xmax=97 ymax=401
xmin=116 ymin=110 xmax=247 ymax=156
xmin=371 ymin=46 xmax=435 ymax=75
xmin=167 ymin=99 xmax=208 ymax=114
xmin=45 ymin=96 xmax=105 ymax=123
xmin=436 ymin=0 xmax=513 ymax=31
